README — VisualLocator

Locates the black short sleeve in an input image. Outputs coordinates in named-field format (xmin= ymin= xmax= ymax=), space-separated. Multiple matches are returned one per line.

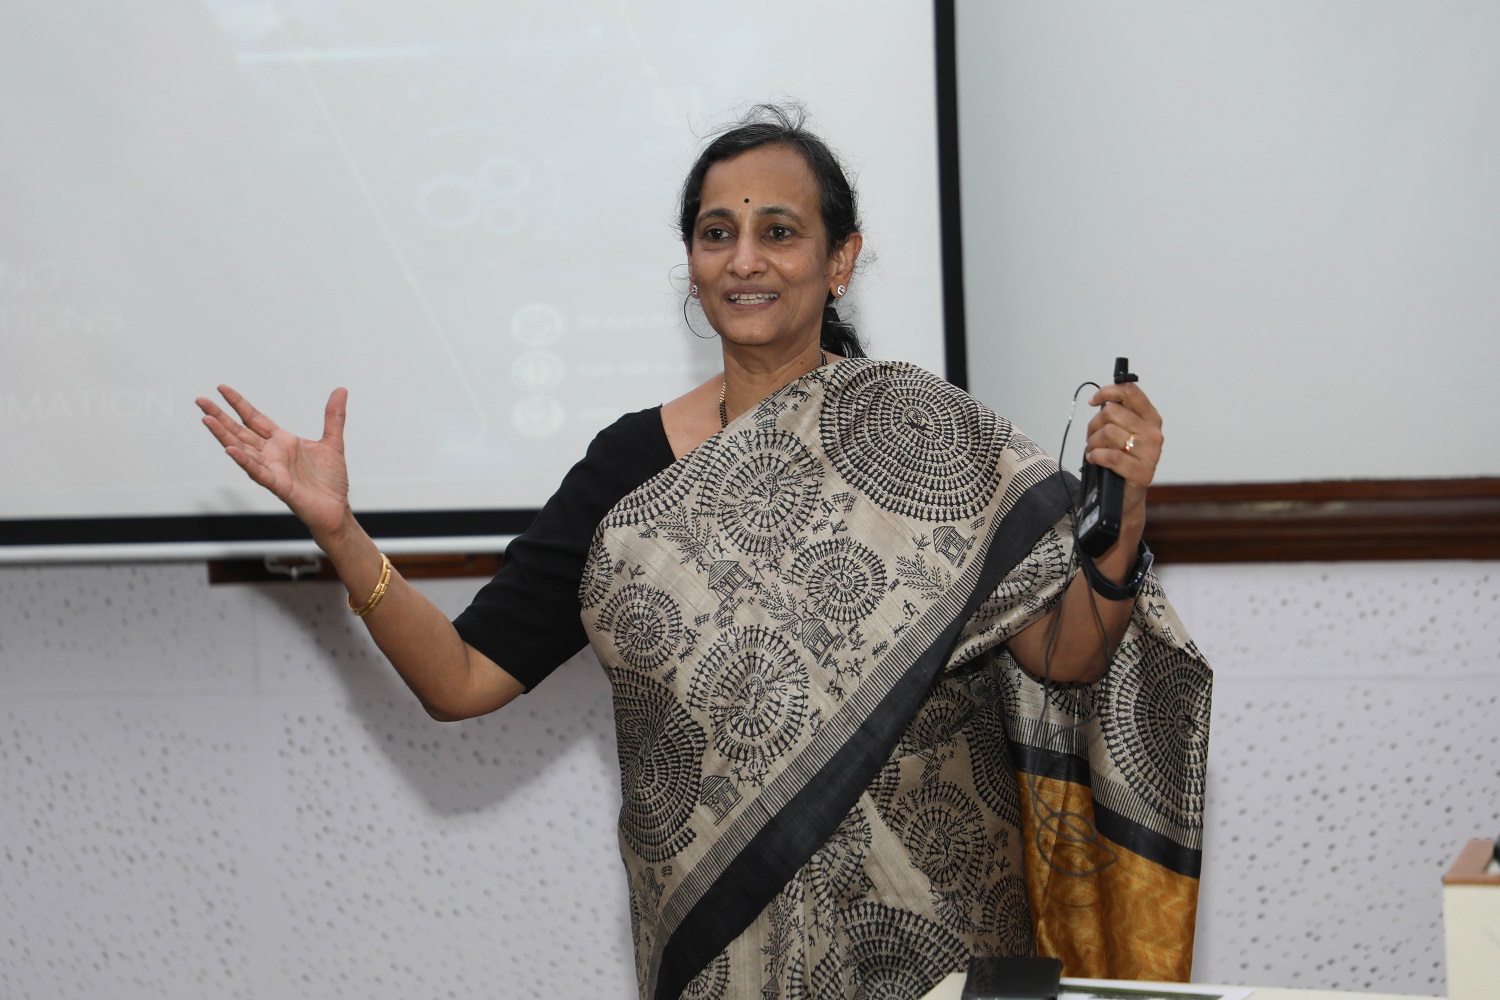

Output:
xmin=452 ymin=407 xmax=675 ymax=690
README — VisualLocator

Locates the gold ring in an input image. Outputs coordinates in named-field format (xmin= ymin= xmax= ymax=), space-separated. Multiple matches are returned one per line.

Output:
xmin=1124 ymin=433 xmax=1137 ymax=454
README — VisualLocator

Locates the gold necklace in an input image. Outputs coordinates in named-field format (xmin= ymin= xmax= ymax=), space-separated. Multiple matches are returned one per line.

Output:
xmin=719 ymin=349 xmax=828 ymax=429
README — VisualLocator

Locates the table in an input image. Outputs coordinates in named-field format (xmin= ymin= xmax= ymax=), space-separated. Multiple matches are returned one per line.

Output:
xmin=920 ymin=974 xmax=1430 ymax=1000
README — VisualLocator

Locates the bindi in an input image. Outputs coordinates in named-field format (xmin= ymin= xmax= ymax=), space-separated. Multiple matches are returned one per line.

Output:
xmin=744 ymin=198 xmax=750 ymax=203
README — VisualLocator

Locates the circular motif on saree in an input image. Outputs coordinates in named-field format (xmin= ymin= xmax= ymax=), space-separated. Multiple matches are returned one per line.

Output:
xmin=819 ymin=363 xmax=1008 ymax=523
xmin=597 ymin=583 xmax=684 ymax=671
xmin=808 ymin=804 xmax=874 ymax=913
xmin=783 ymin=952 xmax=810 ymax=1000
xmin=976 ymin=528 xmax=1070 ymax=627
xmin=966 ymin=693 xmax=1023 ymax=829
xmin=979 ymin=874 xmax=1035 ymax=956
xmin=599 ymin=431 xmax=725 ymax=532
xmin=695 ymin=428 xmax=823 ymax=556
xmin=789 ymin=538 xmax=887 ymax=625
xmin=597 ymin=462 xmax=695 ymax=531
xmin=578 ymin=542 xmax=616 ymax=610
xmin=818 ymin=901 xmax=969 ymax=1000
xmin=865 ymin=756 xmax=903 ymax=815
xmin=680 ymin=952 xmax=730 ymax=999
xmin=897 ymin=678 xmax=978 ymax=760
xmin=1039 ymin=677 xmax=1093 ymax=719
xmin=1097 ymin=639 xmax=1211 ymax=831
xmin=892 ymin=781 xmax=990 ymax=898
xmin=994 ymin=643 xmax=1093 ymax=723
xmin=701 ymin=625 xmax=808 ymax=776
xmin=613 ymin=673 xmax=706 ymax=862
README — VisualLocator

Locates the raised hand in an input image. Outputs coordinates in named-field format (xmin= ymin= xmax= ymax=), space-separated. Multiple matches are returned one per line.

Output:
xmin=196 ymin=385 xmax=353 ymax=544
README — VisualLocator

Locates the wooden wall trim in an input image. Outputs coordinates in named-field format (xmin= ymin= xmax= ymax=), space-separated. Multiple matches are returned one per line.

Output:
xmin=1144 ymin=478 xmax=1500 ymax=563
xmin=207 ymin=478 xmax=1500 ymax=581
xmin=207 ymin=552 xmax=501 ymax=584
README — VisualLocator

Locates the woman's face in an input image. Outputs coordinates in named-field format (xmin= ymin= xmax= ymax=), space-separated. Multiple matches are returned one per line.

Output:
xmin=687 ymin=144 xmax=856 ymax=354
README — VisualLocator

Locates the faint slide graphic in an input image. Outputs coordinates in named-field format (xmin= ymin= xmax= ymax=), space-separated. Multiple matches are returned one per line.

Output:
xmin=384 ymin=125 xmax=557 ymax=268
xmin=510 ymin=303 xmax=564 ymax=347
xmin=509 ymin=305 xmax=565 ymax=436
xmin=512 ymin=396 xmax=565 ymax=438
xmin=511 ymin=351 xmax=564 ymax=393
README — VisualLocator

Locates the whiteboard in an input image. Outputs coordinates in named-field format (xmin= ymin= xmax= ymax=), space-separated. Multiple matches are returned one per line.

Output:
xmin=0 ymin=0 xmax=948 ymax=560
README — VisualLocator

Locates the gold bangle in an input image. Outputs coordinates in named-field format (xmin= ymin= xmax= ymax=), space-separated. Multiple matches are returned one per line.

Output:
xmin=348 ymin=554 xmax=393 ymax=617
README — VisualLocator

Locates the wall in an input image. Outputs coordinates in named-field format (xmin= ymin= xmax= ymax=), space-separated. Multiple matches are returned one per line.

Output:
xmin=2 ymin=559 xmax=1496 ymax=998
xmin=1169 ymin=561 xmax=1499 ymax=993
xmin=955 ymin=0 xmax=1500 ymax=483
xmin=0 ymin=563 xmax=631 ymax=998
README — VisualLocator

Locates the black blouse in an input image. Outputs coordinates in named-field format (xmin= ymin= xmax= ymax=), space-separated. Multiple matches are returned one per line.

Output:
xmin=451 ymin=407 xmax=676 ymax=690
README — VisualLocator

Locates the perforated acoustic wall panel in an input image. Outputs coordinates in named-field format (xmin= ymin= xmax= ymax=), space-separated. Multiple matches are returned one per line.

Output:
xmin=1168 ymin=562 xmax=1500 ymax=995
xmin=0 ymin=567 xmax=633 ymax=998
xmin=2 ymin=561 xmax=1497 ymax=997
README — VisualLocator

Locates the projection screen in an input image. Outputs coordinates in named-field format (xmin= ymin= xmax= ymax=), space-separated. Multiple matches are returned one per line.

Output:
xmin=0 ymin=0 xmax=950 ymax=561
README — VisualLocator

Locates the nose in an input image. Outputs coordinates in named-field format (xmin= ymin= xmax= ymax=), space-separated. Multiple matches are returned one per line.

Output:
xmin=729 ymin=231 xmax=766 ymax=278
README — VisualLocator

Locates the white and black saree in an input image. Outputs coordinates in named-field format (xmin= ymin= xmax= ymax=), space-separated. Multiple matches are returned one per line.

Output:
xmin=578 ymin=360 xmax=1211 ymax=999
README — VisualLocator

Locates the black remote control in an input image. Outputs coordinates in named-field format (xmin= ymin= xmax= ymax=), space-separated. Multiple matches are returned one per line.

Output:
xmin=961 ymin=955 xmax=1062 ymax=999
xmin=1076 ymin=357 xmax=1137 ymax=558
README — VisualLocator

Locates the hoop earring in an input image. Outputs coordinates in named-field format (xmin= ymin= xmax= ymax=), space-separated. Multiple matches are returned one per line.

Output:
xmin=682 ymin=295 xmax=717 ymax=341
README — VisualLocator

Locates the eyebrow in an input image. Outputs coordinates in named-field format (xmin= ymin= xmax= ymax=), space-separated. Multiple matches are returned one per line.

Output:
xmin=697 ymin=205 xmax=806 ymax=226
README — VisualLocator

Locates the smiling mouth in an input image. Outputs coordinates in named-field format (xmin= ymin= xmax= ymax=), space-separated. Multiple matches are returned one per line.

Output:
xmin=727 ymin=292 xmax=779 ymax=304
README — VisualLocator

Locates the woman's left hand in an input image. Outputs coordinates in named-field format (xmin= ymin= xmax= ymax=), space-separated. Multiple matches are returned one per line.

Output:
xmin=1007 ymin=381 xmax=1165 ymax=682
xmin=1083 ymin=382 xmax=1164 ymax=527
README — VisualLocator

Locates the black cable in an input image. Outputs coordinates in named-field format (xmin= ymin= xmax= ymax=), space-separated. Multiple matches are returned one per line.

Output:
xmin=1023 ymin=380 xmax=1120 ymax=881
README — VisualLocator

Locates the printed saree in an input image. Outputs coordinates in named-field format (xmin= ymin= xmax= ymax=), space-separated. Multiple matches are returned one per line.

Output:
xmin=578 ymin=360 xmax=1211 ymax=1000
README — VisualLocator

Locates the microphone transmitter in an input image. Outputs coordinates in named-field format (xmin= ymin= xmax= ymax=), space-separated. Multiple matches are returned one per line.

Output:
xmin=1076 ymin=357 xmax=1137 ymax=558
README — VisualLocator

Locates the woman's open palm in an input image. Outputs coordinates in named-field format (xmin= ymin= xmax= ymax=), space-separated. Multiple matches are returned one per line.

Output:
xmin=196 ymin=385 xmax=352 ymax=541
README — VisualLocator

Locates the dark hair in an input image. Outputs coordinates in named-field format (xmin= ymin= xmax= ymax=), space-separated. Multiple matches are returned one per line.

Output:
xmin=677 ymin=104 xmax=865 ymax=358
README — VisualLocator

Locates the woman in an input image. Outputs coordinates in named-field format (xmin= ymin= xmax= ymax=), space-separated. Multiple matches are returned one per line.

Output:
xmin=198 ymin=106 xmax=1209 ymax=1000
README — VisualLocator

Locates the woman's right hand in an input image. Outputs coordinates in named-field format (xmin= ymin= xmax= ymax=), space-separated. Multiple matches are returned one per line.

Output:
xmin=197 ymin=384 xmax=525 ymax=721
xmin=196 ymin=385 xmax=353 ymax=544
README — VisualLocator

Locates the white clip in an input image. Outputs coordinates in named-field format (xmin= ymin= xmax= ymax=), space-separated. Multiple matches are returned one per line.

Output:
xmin=263 ymin=554 xmax=323 ymax=581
